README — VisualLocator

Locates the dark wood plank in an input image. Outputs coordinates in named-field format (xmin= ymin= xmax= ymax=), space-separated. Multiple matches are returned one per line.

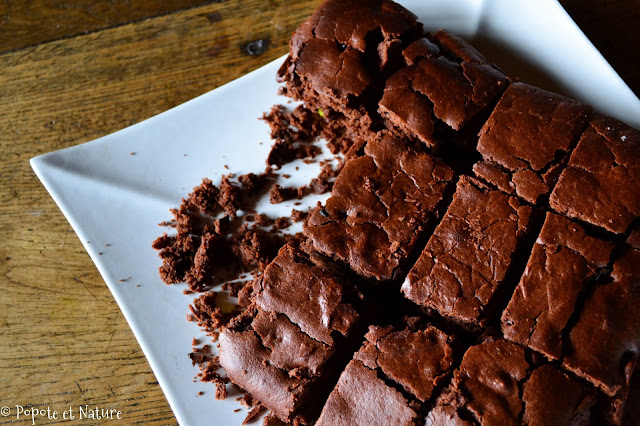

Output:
xmin=0 ymin=0 xmax=215 ymax=52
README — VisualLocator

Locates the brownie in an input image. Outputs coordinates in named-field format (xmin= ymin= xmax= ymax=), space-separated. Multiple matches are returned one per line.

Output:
xmin=277 ymin=0 xmax=423 ymax=137
xmin=219 ymin=244 xmax=363 ymax=423
xmin=473 ymin=83 xmax=592 ymax=204
xmin=402 ymin=176 xmax=532 ymax=327
xmin=521 ymin=365 xmax=595 ymax=426
xmin=563 ymin=244 xmax=640 ymax=398
xmin=426 ymin=340 xmax=594 ymax=426
xmin=315 ymin=359 xmax=422 ymax=425
xmin=501 ymin=212 xmax=614 ymax=360
xmin=316 ymin=320 xmax=454 ymax=425
xmin=379 ymin=30 xmax=508 ymax=148
xmin=304 ymin=133 xmax=454 ymax=281
xmin=550 ymin=114 xmax=640 ymax=234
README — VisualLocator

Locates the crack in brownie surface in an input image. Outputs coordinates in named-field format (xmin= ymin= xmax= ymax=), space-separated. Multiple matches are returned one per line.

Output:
xmin=304 ymin=133 xmax=454 ymax=281
xmin=501 ymin=212 xmax=614 ymax=361
xmin=426 ymin=339 xmax=595 ymax=426
xmin=473 ymin=82 xmax=592 ymax=205
xmin=277 ymin=0 xmax=424 ymax=139
xmin=379 ymin=30 xmax=508 ymax=148
xmin=550 ymin=114 xmax=640 ymax=234
xmin=219 ymin=244 xmax=363 ymax=424
xmin=317 ymin=319 xmax=455 ymax=426
xmin=402 ymin=176 xmax=532 ymax=327
xmin=563 ymin=242 xmax=640 ymax=398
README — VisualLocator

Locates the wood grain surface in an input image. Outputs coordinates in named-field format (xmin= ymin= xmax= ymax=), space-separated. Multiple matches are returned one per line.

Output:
xmin=0 ymin=0 xmax=637 ymax=425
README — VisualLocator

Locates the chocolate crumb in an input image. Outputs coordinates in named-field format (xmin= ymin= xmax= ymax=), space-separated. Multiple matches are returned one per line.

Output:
xmin=291 ymin=209 xmax=309 ymax=223
xmin=215 ymin=382 xmax=228 ymax=400
xmin=243 ymin=404 xmax=265 ymax=425
xmin=269 ymin=184 xmax=302 ymax=204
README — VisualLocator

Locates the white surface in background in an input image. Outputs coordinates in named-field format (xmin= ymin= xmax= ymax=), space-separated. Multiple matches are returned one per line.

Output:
xmin=31 ymin=1 xmax=640 ymax=425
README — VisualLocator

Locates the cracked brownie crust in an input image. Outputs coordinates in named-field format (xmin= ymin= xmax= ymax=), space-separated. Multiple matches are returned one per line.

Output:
xmin=550 ymin=114 xmax=640 ymax=234
xmin=473 ymin=82 xmax=592 ymax=205
xmin=501 ymin=212 xmax=615 ymax=360
xmin=304 ymin=133 xmax=454 ymax=281
xmin=564 ymin=244 xmax=640 ymax=397
xmin=427 ymin=340 xmax=594 ymax=426
xmin=402 ymin=176 xmax=532 ymax=326
xmin=219 ymin=244 xmax=363 ymax=423
xmin=379 ymin=31 xmax=508 ymax=147
xmin=317 ymin=320 xmax=454 ymax=425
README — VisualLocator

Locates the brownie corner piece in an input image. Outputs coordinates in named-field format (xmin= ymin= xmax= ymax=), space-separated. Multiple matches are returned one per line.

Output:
xmin=563 ymin=242 xmax=640 ymax=398
xmin=402 ymin=175 xmax=532 ymax=327
xmin=304 ymin=133 xmax=454 ymax=282
xmin=473 ymin=82 xmax=592 ymax=205
xmin=501 ymin=211 xmax=614 ymax=361
xmin=219 ymin=244 xmax=363 ymax=423
xmin=550 ymin=113 xmax=640 ymax=234
xmin=317 ymin=319 xmax=455 ymax=425
xmin=379 ymin=30 xmax=508 ymax=148
xmin=277 ymin=0 xmax=423 ymax=135
xmin=426 ymin=339 xmax=595 ymax=426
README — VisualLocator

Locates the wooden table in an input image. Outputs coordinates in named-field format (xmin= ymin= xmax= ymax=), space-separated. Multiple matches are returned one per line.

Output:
xmin=0 ymin=1 xmax=637 ymax=424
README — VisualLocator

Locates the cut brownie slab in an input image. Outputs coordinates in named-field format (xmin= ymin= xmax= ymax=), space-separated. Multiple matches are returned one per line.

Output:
xmin=277 ymin=0 xmax=423 ymax=138
xmin=473 ymin=82 xmax=592 ymax=205
xmin=316 ymin=319 xmax=455 ymax=425
xmin=550 ymin=114 xmax=640 ymax=234
xmin=304 ymin=133 xmax=454 ymax=282
xmin=563 ymin=242 xmax=640 ymax=398
xmin=219 ymin=244 xmax=363 ymax=424
xmin=379 ymin=30 xmax=508 ymax=148
xmin=402 ymin=176 xmax=532 ymax=327
xmin=501 ymin=212 xmax=614 ymax=360
xmin=426 ymin=339 xmax=594 ymax=426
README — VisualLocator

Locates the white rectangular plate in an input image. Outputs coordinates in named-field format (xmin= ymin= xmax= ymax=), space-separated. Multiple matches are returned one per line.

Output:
xmin=31 ymin=1 xmax=640 ymax=425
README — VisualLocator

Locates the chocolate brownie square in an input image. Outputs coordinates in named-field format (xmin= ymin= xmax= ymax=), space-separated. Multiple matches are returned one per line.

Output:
xmin=316 ymin=320 xmax=454 ymax=425
xmin=379 ymin=30 xmax=508 ymax=148
xmin=402 ymin=176 xmax=532 ymax=327
xmin=219 ymin=244 xmax=363 ymax=423
xmin=473 ymin=82 xmax=592 ymax=205
xmin=426 ymin=340 xmax=594 ymax=426
xmin=501 ymin=212 xmax=614 ymax=360
xmin=550 ymin=114 xmax=640 ymax=234
xmin=277 ymin=0 xmax=423 ymax=137
xmin=563 ymin=243 xmax=640 ymax=398
xmin=304 ymin=133 xmax=454 ymax=281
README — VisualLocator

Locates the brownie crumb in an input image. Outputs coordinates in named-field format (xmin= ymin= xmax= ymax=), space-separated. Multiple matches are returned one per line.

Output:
xmin=262 ymin=413 xmax=286 ymax=426
xmin=221 ymin=280 xmax=248 ymax=298
xmin=243 ymin=404 xmax=265 ymax=425
xmin=241 ymin=394 xmax=258 ymax=408
xmin=269 ymin=184 xmax=303 ymax=203
xmin=263 ymin=105 xmax=324 ymax=168
xmin=219 ymin=175 xmax=241 ymax=218
xmin=291 ymin=208 xmax=309 ymax=223
xmin=231 ymin=227 xmax=287 ymax=271
xmin=215 ymin=382 xmax=228 ymax=400
xmin=273 ymin=217 xmax=290 ymax=230
xmin=188 ymin=178 xmax=220 ymax=216
xmin=188 ymin=292 xmax=240 ymax=336
xmin=309 ymin=163 xmax=339 ymax=194
xmin=238 ymin=172 xmax=271 ymax=196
